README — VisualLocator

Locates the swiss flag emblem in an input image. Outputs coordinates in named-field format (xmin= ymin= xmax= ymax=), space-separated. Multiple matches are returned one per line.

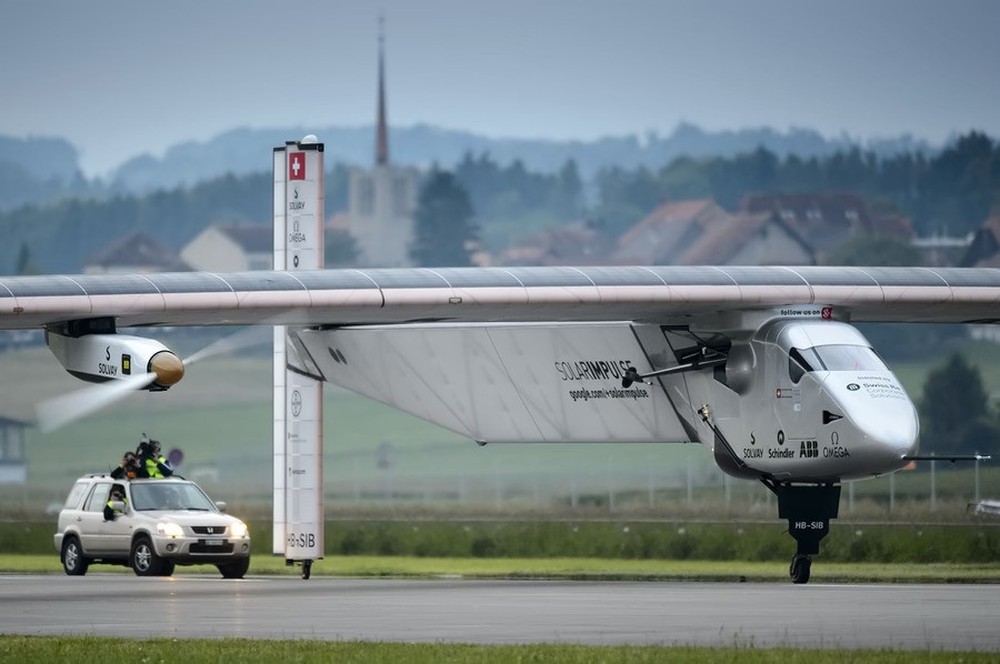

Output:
xmin=289 ymin=152 xmax=306 ymax=180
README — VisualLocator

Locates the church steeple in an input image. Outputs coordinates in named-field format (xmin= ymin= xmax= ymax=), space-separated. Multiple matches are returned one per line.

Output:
xmin=375 ymin=14 xmax=389 ymax=166
xmin=349 ymin=12 xmax=417 ymax=268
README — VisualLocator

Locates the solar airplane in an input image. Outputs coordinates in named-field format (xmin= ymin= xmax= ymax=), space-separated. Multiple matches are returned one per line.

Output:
xmin=6 ymin=263 xmax=998 ymax=582
xmin=3 ymin=140 xmax=994 ymax=583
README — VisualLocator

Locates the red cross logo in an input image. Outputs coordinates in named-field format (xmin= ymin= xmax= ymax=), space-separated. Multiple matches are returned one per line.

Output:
xmin=289 ymin=152 xmax=306 ymax=180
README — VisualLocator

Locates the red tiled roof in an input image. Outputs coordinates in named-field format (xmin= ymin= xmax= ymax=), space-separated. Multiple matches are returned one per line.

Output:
xmin=501 ymin=220 xmax=614 ymax=266
xmin=741 ymin=192 xmax=873 ymax=233
xmin=326 ymin=212 xmax=351 ymax=231
xmin=870 ymin=214 xmax=914 ymax=240
xmin=961 ymin=215 xmax=1000 ymax=267
xmin=88 ymin=232 xmax=187 ymax=270
xmin=617 ymin=199 xmax=717 ymax=247
xmin=614 ymin=199 xmax=731 ymax=264
xmin=675 ymin=212 xmax=814 ymax=265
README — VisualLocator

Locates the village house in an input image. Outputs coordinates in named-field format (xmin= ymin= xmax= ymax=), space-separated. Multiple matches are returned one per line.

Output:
xmin=84 ymin=232 xmax=187 ymax=274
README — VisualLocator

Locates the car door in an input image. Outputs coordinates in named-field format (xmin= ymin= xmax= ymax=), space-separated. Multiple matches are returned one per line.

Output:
xmin=101 ymin=484 xmax=134 ymax=555
xmin=78 ymin=482 xmax=112 ymax=553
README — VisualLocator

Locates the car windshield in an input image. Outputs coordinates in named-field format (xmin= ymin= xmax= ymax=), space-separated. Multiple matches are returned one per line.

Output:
xmin=130 ymin=482 xmax=217 ymax=511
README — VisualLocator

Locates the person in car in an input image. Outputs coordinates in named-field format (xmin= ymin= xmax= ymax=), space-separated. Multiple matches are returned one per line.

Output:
xmin=138 ymin=439 xmax=173 ymax=479
xmin=103 ymin=486 xmax=127 ymax=521
xmin=111 ymin=451 xmax=141 ymax=480
xmin=162 ymin=486 xmax=184 ymax=510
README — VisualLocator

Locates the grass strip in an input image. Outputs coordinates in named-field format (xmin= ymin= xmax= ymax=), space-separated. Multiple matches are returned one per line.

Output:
xmin=6 ymin=554 xmax=1000 ymax=583
xmin=0 ymin=637 xmax=996 ymax=663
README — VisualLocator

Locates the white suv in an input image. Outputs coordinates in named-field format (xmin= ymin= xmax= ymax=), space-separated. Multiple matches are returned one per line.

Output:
xmin=54 ymin=474 xmax=251 ymax=578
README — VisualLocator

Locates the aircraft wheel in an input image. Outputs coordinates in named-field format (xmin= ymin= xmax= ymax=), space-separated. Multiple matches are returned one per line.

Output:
xmin=790 ymin=554 xmax=811 ymax=584
xmin=301 ymin=560 xmax=312 ymax=580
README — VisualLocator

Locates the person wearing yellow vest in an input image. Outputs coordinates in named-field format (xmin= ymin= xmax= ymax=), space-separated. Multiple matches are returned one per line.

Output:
xmin=138 ymin=439 xmax=173 ymax=479
xmin=104 ymin=486 xmax=127 ymax=521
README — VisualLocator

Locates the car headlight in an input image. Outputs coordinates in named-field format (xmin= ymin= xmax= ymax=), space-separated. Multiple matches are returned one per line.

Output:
xmin=229 ymin=521 xmax=249 ymax=539
xmin=157 ymin=522 xmax=185 ymax=539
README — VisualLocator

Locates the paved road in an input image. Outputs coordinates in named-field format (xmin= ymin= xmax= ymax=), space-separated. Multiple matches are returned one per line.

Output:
xmin=1 ymin=575 xmax=999 ymax=650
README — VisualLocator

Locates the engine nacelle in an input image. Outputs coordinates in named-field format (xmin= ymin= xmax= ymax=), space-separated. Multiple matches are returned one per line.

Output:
xmin=723 ymin=342 xmax=756 ymax=395
xmin=45 ymin=319 xmax=184 ymax=391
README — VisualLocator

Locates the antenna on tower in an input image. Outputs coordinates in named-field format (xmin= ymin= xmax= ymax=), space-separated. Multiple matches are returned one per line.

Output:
xmin=375 ymin=11 xmax=389 ymax=166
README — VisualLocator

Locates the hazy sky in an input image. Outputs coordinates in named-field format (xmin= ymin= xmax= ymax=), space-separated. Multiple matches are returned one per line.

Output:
xmin=3 ymin=0 xmax=999 ymax=176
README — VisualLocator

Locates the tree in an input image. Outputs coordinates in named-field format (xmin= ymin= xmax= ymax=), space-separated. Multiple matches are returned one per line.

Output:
xmin=324 ymin=229 xmax=359 ymax=267
xmin=15 ymin=241 xmax=40 ymax=275
xmin=658 ymin=156 xmax=711 ymax=201
xmin=916 ymin=131 xmax=997 ymax=236
xmin=592 ymin=165 xmax=661 ymax=237
xmin=825 ymin=235 xmax=923 ymax=267
xmin=410 ymin=170 xmax=478 ymax=267
xmin=544 ymin=159 xmax=584 ymax=219
xmin=919 ymin=353 xmax=998 ymax=455
xmin=708 ymin=147 xmax=779 ymax=208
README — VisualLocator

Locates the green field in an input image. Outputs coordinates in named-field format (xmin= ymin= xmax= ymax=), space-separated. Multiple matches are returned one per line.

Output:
xmin=2 ymin=637 xmax=994 ymax=663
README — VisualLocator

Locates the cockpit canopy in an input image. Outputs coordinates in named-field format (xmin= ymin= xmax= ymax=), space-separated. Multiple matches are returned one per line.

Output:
xmin=788 ymin=344 xmax=888 ymax=383
xmin=765 ymin=319 xmax=889 ymax=384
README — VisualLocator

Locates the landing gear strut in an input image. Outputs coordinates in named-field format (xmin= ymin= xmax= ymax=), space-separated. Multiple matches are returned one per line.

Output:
xmin=286 ymin=558 xmax=314 ymax=580
xmin=762 ymin=481 xmax=841 ymax=584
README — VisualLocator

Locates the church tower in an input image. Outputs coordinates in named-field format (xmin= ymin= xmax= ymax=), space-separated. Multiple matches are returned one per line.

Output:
xmin=348 ymin=16 xmax=418 ymax=267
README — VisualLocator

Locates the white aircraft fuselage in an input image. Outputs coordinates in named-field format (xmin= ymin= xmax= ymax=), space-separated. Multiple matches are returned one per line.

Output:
xmin=291 ymin=312 xmax=918 ymax=484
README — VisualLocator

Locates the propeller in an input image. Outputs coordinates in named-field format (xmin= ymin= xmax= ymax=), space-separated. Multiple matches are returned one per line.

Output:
xmin=37 ymin=371 xmax=159 ymax=434
xmin=35 ymin=326 xmax=270 ymax=433
xmin=183 ymin=325 xmax=271 ymax=365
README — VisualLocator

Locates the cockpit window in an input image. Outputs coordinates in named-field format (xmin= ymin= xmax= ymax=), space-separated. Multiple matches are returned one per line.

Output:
xmin=788 ymin=348 xmax=811 ymax=383
xmin=813 ymin=345 xmax=887 ymax=372
xmin=789 ymin=344 xmax=887 ymax=376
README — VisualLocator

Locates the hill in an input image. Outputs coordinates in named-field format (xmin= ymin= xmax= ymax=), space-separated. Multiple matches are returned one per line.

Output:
xmin=106 ymin=122 xmax=935 ymax=193
xmin=0 ymin=122 xmax=936 ymax=210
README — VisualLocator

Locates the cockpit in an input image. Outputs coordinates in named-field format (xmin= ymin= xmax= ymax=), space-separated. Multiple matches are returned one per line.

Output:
xmin=763 ymin=319 xmax=889 ymax=384
xmin=788 ymin=344 xmax=888 ymax=383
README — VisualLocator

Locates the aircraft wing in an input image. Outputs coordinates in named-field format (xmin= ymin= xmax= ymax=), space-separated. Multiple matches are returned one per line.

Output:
xmin=1 ymin=265 xmax=1000 ymax=330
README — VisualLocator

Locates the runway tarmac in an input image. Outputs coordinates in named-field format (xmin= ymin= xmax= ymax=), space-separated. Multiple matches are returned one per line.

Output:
xmin=1 ymin=575 xmax=998 ymax=650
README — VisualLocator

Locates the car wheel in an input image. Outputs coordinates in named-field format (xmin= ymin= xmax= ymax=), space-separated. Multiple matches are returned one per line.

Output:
xmin=217 ymin=556 xmax=250 ymax=579
xmin=159 ymin=560 xmax=176 ymax=577
xmin=131 ymin=536 xmax=163 ymax=577
xmin=61 ymin=536 xmax=89 ymax=576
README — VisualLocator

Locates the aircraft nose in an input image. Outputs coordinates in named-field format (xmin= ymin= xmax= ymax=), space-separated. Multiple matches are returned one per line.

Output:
xmin=823 ymin=372 xmax=920 ymax=470
xmin=861 ymin=402 xmax=919 ymax=461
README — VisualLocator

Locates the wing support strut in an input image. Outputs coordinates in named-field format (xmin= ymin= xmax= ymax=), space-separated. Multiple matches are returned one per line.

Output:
xmin=622 ymin=348 xmax=727 ymax=388
xmin=695 ymin=403 xmax=748 ymax=474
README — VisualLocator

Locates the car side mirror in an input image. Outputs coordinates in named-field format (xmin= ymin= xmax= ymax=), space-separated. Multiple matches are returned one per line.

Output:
xmin=215 ymin=501 xmax=227 ymax=513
